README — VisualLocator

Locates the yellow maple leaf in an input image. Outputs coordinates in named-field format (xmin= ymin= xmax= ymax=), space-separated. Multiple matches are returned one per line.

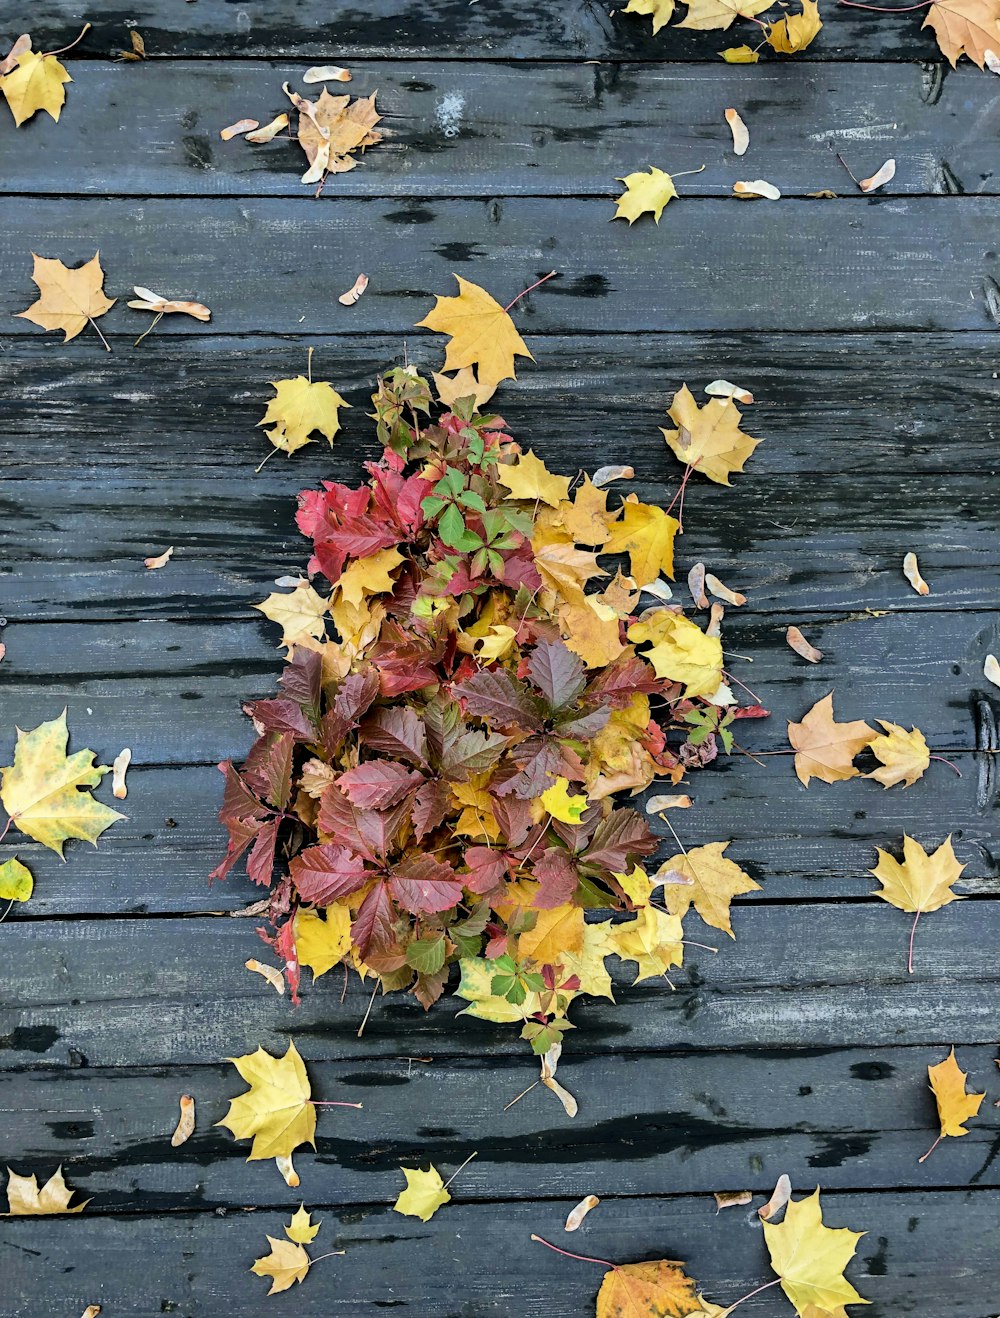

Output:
xmin=787 ymin=692 xmax=876 ymax=788
xmin=613 ymin=167 xmax=678 ymax=224
xmin=0 ymin=50 xmax=71 ymax=126
xmin=677 ymin=0 xmax=773 ymax=29
xmin=766 ymin=0 xmax=824 ymax=52
xmin=660 ymin=841 xmax=760 ymax=937
xmin=610 ymin=904 xmax=684 ymax=983
xmin=596 ymin=1258 xmax=699 ymax=1318
xmin=622 ymin=0 xmax=677 ymax=32
xmin=285 ymin=1204 xmax=321 ymax=1244
xmin=518 ymin=903 xmax=586 ymax=966
xmin=922 ymin=1048 xmax=985 ymax=1162
xmin=498 ymin=449 xmax=572 ymax=506
xmin=560 ymin=917 xmax=617 ymax=1000
xmin=255 ymin=581 xmax=329 ymax=649
xmin=393 ymin=1165 xmax=451 ymax=1221
xmin=452 ymin=779 xmax=499 ymax=841
xmin=4 ymin=1166 xmax=89 ymax=1216
xmin=251 ymin=1235 xmax=312 ymax=1295
xmin=870 ymin=834 xmax=964 ymax=972
xmin=259 ymin=374 xmax=349 ymax=455
xmin=864 ymin=721 xmax=930 ymax=789
xmin=433 ymin=365 xmax=496 ymax=410
xmin=336 ymin=547 xmax=405 ymax=608
xmin=559 ymin=596 xmax=625 ymax=669
xmin=0 ymin=711 xmax=123 ymax=857
xmin=614 ymin=864 xmax=656 ymax=907
xmin=540 ymin=777 xmax=588 ymax=823
xmin=16 ymin=252 xmax=116 ymax=346
xmin=661 ymin=384 xmax=761 ymax=485
xmin=628 ymin=609 xmax=723 ymax=698
xmin=217 ymin=1041 xmax=317 ymax=1166
xmin=558 ymin=476 xmax=614 ymax=545
xmin=720 ymin=44 xmax=761 ymax=61
xmin=762 ymin=1188 xmax=869 ymax=1316
xmin=604 ymin=499 xmax=680 ymax=585
xmin=417 ymin=275 xmax=533 ymax=395
xmin=534 ymin=540 xmax=607 ymax=604
xmin=0 ymin=857 xmax=33 ymax=903
xmin=922 ymin=0 xmax=1000 ymax=69
xmin=294 ymin=906 xmax=353 ymax=979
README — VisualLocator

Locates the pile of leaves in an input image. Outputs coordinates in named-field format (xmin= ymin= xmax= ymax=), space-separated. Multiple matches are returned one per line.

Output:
xmin=214 ymin=277 xmax=768 ymax=1054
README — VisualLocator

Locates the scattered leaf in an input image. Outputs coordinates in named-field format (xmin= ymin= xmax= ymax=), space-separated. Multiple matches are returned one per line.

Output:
xmin=677 ymin=0 xmax=772 ymax=30
xmin=902 ymin=550 xmax=930 ymax=595
xmin=733 ymin=179 xmax=781 ymax=200
xmin=393 ymin=1165 xmax=451 ymax=1221
xmin=4 ymin=1167 xmax=88 ymax=1216
xmin=285 ymin=1204 xmax=322 ymax=1243
xmin=720 ymin=44 xmax=760 ymax=61
xmin=0 ymin=710 xmax=124 ymax=855
xmin=923 ymin=1048 xmax=985 ymax=1157
xmin=759 ymin=1172 xmax=792 ymax=1221
xmin=864 ymin=721 xmax=930 ymax=789
xmin=762 ymin=1188 xmax=867 ymax=1315
xmin=613 ymin=167 xmax=678 ymax=224
xmin=251 ymin=1235 xmax=312 ymax=1295
xmin=144 ymin=546 xmax=174 ymax=569
xmin=596 ymin=1258 xmax=699 ymax=1317
xmin=170 ymin=1094 xmax=196 ymax=1147
xmin=0 ymin=857 xmax=33 ymax=903
xmin=417 ymin=275 xmax=533 ymax=396
xmin=859 ymin=158 xmax=896 ymax=193
xmin=661 ymin=384 xmax=761 ymax=485
xmin=725 ymin=108 xmax=749 ymax=156
xmin=922 ymin=0 xmax=1000 ymax=69
xmin=338 ymin=273 xmax=369 ymax=305
xmin=785 ymin=625 xmax=823 ymax=664
xmin=17 ymin=252 xmax=116 ymax=347
xmin=787 ymin=692 xmax=875 ymax=787
xmin=0 ymin=50 xmax=71 ymax=126
xmin=622 ymin=0 xmax=677 ymax=32
xmin=217 ymin=1041 xmax=317 ymax=1166
xmin=111 ymin=747 xmax=131 ymax=799
xmin=870 ymin=834 xmax=964 ymax=970
xmin=659 ymin=841 xmax=760 ymax=936
xmin=714 ymin=1189 xmax=752 ymax=1211
xmin=765 ymin=0 xmax=824 ymax=53
xmin=260 ymin=371 xmax=349 ymax=455
xmin=283 ymin=85 xmax=382 ymax=186
xmin=565 ymin=1193 xmax=600 ymax=1230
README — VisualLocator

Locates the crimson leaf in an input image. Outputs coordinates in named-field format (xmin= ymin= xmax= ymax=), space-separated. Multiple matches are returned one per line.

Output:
xmin=527 ymin=640 xmax=586 ymax=712
xmin=388 ymin=854 xmax=464 ymax=914
xmin=454 ymin=669 xmax=544 ymax=731
xmin=290 ymin=843 xmax=370 ymax=905
xmin=337 ymin=761 xmax=425 ymax=810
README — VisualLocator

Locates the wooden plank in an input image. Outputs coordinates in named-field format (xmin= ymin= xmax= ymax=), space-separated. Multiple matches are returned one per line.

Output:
xmin=6 ymin=333 xmax=998 ymax=479
xmin=5 ymin=1046 xmax=998 ymax=1213
xmin=10 ymin=0 xmax=957 ymax=61
xmin=3 ymin=900 xmax=997 ymax=1068
xmin=1 ymin=1190 xmax=997 ymax=1316
xmin=1 ymin=61 xmax=993 ymax=199
xmin=0 ymin=608 xmax=991 ymax=766
xmin=4 ymin=197 xmax=1000 ymax=334
xmin=6 ymin=465 xmax=1000 ymax=620
xmin=3 ymin=752 xmax=994 ymax=919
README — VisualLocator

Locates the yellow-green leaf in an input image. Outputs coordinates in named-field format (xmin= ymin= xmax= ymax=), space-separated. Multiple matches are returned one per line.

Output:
xmin=393 ymin=1165 xmax=450 ymax=1221
xmin=0 ymin=51 xmax=71 ymax=126
xmin=0 ymin=857 xmax=33 ymax=902
xmin=762 ymin=1188 xmax=868 ymax=1316
xmin=540 ymin=777 xmax=588 ymax=823
xmin=217 ymin=1041 xmax=317 ymax=1165
xmin=285 ymin=1204 xmax=321 ymax=1244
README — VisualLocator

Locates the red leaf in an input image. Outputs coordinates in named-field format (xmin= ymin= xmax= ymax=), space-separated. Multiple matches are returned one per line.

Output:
xmin=463 ymin=846 xmax=510 ymax=895
xmin=317 ymin=785 xmax=410 ymax=861
xmin=290 ymin=842 xmax=371 ymax=905
xmin=582 ymin=808 xmax=658 ymax=876
xmin=246 ymin=817 xmax=280 ymax=887
xmin=360 ymin=706 xmax=429 ymax=768
xmin=531 ymin=847 xmax=580 ymax=908
xmin=454 ymin=669 xmax=543 ymax=731
xmin=243 ymin=731 xmax=295 ymax=811
xmin=583 ymin=654 xmax=665 ymax=708
xmin=337 ymin=761 xmax=425 ymax=810
xmin=352 ymin=881 xmax=396 ymax=959
xmin=412 ymin=778 xmax=453 ymax=841
xmin=528 ymin=640 xmax=586 ymax=712
xmin=439 ymin=729 xmax=509 ymax=781
xmin=388 ymin=854 xmax=464 ymax=914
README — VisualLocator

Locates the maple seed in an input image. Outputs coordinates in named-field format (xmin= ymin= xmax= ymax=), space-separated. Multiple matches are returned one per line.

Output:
xmin=171 ymin=1094 xmax=196 ymax=1147
xmin=785 ymin=625 xmax=823 ymax=664
xmin=860 ymin=158 xmax=896 ymax=193
xmin=111 ymin=747 xmax=131 ymax=800
xmin=733 ymin=179 xmax=781 ymax=200
xmin=220 ymin=118 xmax=259 ymax=140
xmin=714 ymin=1189 xmax=752 ymax=1211
xmin=338 ymin=273 xmax=369 ymax=305
xmin=565 ymin=1194 xmax=600 ymax=1231
xmin=725 ymin=108 xmax=749 ymax=156
xmin=144 ymin=546 xmax=174 ymax=569
xmin=758 ymin=1172 xmax=792 ymax=1221
xmin=903 ymin=550 xmax=930 ymax=595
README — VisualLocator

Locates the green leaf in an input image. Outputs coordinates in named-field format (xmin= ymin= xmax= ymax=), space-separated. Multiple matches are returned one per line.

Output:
xmin=406 ymin=934 xmax=447 ymax=975
xmin=0 ymin=857 xmax=33 ymax=903
xmin=457 ymin=489 xmax=486 ymax=513
xmin=438 ymin=503 xmax=468 ymax=548
xmin=421 ymin=494 xmax=446 ymax=518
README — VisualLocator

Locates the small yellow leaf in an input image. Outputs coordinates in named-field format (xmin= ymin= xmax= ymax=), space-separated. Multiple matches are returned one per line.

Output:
xmin=294 ymin=906 xmax=353 ymax=979
xmin=604 ymin=500 xmax=680 ymax=585
xmin=613 ymin=167 xmax=678 ymax=224
xmin=762 ymin=1188 xmax=868 ymax=1316
xmin=865 ymin=721 xmax=930 ymax=789
xmin=559 ymin=596 xmax=625 ymax=668
xmin=336 ymin=547 xmax=405 ymax=608
xmin=498 ymin=449 xmax=572 ymax=506
xmin=0 ymin=857 xmax=33 ymax=903
xmin=0 ymin=50 xmax=71 ymax=126
xmin=559 ymin=476 xmax=613 ymax=545
xmin=927 ymin=1048 xmax=985 ymax=1139
xmin=660 ymin=841 xmax=760 ymax=937
xmin=259 ymin=375 xmax=349 ymax=455
xmin=540 ymin=777 xmax=588 ymax=823
xmin=661 ymin=383 xmax=761 ymax=485
xmin=622 ymin=0 xmax=676 ymax=32
xmin=720 ymin=44 xmax=761 ymax=62
xmin=217 ymin=1041 xmax=317 ymax=1167
xmin=17 ymin=252 xmax=116 ymax=345
xmin=765 ymin=0 xmax=824 ymax=53
xmin=4 ymin=1166 xmax=89 ymax=1216
xmin=628 ymin=609 xmax=723 ymax=698
xmin=433 ymin=365 xmax=496 ymax=409
xmin=285 ymin=1204 xmax=322 ymax=1244
xmin=614 ymin=864 xmax=656 ymax=908
xmin=255 ymin=581 xmax=329 ymax=649
xmin=596 ymin=1258 xmax=699 ymax=1317
xmin=417 ymin=275 xmax=533 ymax=396
xmin=393 ymin=1165 xmax=451 ymax=1221
xmin=251 ymin=1235 xmax=312 ymax=1295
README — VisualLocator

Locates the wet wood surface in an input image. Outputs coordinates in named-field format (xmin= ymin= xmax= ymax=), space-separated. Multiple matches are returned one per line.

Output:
xmin=1 ymin=2 xmax=999 ymax=1315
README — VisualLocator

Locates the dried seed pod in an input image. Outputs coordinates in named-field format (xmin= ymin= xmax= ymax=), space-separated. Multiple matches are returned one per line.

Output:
xmin=705 ymin=572 xmax=746 ymax=606
xmin=714 ymin=1189 xmax=751 ymax=1212
xmin=171 ymin=1094 xmax=196 ymax=1147
xmin=785 ymin=625 xmax=823 ymax=664
xmin=246 ymin=112 xmax=289 ymax=143
xmin=903 ymin=551 xmax=929 ymax=595
xmin=759 ymin=1172 xmax=792 ymax=1221
xmin=705 ymin=379 xmax=754 ymax=404
xmin=112 ymin=748 xmax=131 ymax=800
xmin=733 ymin=179 xmax=780 ymax=200
xmin=220 ymin=118 xmax=259 ymax=141
xmin=688 ymin=562 xmax=708 ymax=609
xmin=725 ymin=108 xmax=749 ymax=157
xmin=645 ymin=794 xmax=692 ymax=812
xmin=565 ymin=1194 xmax=600 ymax=1231
xmin=246 ymin=958 xmax=286 ymax=994
xmin=592 ymin=465 xmax=634 ymax=487
xmin=144 ymin=546 xmax=174 ymax=569
xmin=338 ymin=273 xmax=369 ymax=306
xmin=303 ymin=65 xmax=352 ymax=83
xmin=984 ymin=654 xmax=1000 ymax=688
xmin=860 ymin=158 xmax=895 ymax=193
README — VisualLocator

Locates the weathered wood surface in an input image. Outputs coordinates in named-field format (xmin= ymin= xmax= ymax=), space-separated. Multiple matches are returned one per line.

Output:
xmin=4 ymin=197 xmax=1000 ymax=333
xmin=2 ymin=1191 xmax=998 ymax=1316
xmin=3 ymin=902 xmax=998 ymax=1070
xmin=7 ymin=0 xmax=960 ymax=62
xmin=2 ymin=62 xmax=996 ymax=198
xmin=5 ymin=1047 xmax=998 ymax=1212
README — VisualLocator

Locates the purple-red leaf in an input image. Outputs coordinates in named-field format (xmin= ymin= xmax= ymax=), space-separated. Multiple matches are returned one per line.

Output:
xmin=337 ymin=761 xmax=425 ymax=810
xmin=463 ymin=846 xmax=510 ymax=895
xmin=246 ymin=817 xmax=281 ymax=887
xmin=245 ymin=696 xmax=316 ymax=741
xmin=582 ymin=807 xmax=658 ymax=875
xmin=389 ymin=854 xmax=464 ymax=914
xmin=583 ymin=654 xmax=665 ymax=709
xmin=360 ymin=706 xmax=429 ymax=768
xmin=440 ymin=729 xmax=509 ymax=781
xmin=352 ymin=881 xmax=396 ymax=959
xmin=454 ymin=669 xmax=544 ymax=731
xmin=528 ymin=640 xmax=586 ymax=712
xmin=531 ymin=847 xmax=580 ymax=909
xmin=412 ymin=778 xmax=453 ymax=841
xmin=243 ymin=731 xmax=295 ymax=811
xmin=290 ymin=842 xmax=370 ymax=905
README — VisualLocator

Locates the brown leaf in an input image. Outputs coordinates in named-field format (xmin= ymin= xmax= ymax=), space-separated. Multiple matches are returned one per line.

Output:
xmin=787 ymin=692 xmax=875 ymax=787
xmin=17 ymin=252 xmax=116 ymax=346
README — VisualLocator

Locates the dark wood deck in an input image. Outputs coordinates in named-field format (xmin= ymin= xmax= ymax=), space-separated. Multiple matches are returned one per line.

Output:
xmin=1 ymin=4 xmax=999 ymax=1314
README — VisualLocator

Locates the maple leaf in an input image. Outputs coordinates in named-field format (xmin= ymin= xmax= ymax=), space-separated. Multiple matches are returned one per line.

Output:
xmin=922 ymin=0 xmax=1000 ymax=68
xmin=870 ymin=834 xmax=964 ymax=972
xmin=285 ymin=1204 xmax=321 ymax=1244
xmin=0 ymin=50 xmax=71 ymax=125
xmin=259 ymin=373 xmax=349 ymax=456
xmin=762 ymin=1188 xmax=869 ymax=1316
xmin=0 ymin=857 xmax=33 ymax=903
xmin=393 ymin=1165 xmax=451 ymax=1221
xmin=540 ymin=777 xmax=588 ymax=823
xmin=676 ymin=0 xmax=773 ymax=29
xmin=251 ymin=1235 xmax=312 ymax=1295
xmin=497 ymin=449 xmax=571 ymax=506
xmin=787 ymin=693 xmax=876 ymax=787
xmin=255 ymin=582 xmax=329 ymax=649
xmin=622 ymin=0 xmax=677 ymax=33
xmin=610 ymin=904 xmax=684 ymax=982
xmin=604 ymin=500 xmax=680 ymax=584
xmin=921 ymin=1048 xmax=985 ymax=1161
xmin=628 ymin=609 xmax=723 ymax=698
xmin=4 ymin=1166 xmax=89 ymax=1216
xmin=558 ymin=477 xmax=613 ymax=545
xmin=294 ymin=906 xmax=353 ymax=978
xmin=433 ymin=366 xmax=497 ymax=409
xmin=16 ymin=252 xmax=116 ymax=347
xmin=560 ymin=597 xmax=626 ymax=669
xmin=288 ymin=87 xmax=382 ymax=184
xmin=336 ymin=547 xmax=405 ymax=608
xmin=765 ymin=0 xmax=824 ymax=52
xmin=518 ymin=903 xmax=586 ymax=965
xmin=613 ymin=168 xmax=679 ymax=225
xmin=560 ymin=917 xmax=617 ymax=1000
xmin=660 ymin=841 xmax=760 ymax=937
xmin=864 ymin=721 xmax=930 ymax=789
xmin=417 ymin=275 xmax=533 ymax=395
xmin=217 ymin=1041 xmax=317 ymax=1167
xmin=661 ymin=384 xmax=760 ymax=485
xmin=596 ymin=1258 xmax=699 ymax=1318
xmin=0 ymin=711 xmax=123 ymax=856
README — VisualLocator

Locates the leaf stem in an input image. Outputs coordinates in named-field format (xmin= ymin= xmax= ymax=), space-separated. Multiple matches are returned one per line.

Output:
xmin=89 ymin=316 xmax=112 ymax=353
xmin=907 ymin=908 xmax=921 ymax=975
xmin=133 ymin=310 xmax=163 ymax=347
xmin=504 ymin=270 xmax=558 ymax=313
xmin=838 ymin=0 xmax=933 ymax=9
xmin=442 ymin=1150 xmax=478 ymax=1190
xmin=310 ymin=1100 xmax=364 ymax=1108
xmin=307 ymin=345 xmax=314 ymax=384
xmin=720 ymin=1278 xmax=782 ymax=1315
xmin=0 ymin=898 xmax=14 ymax=926
xmin=255 ymin=447 xmax=278 ymax=474
xmin=0 ymin=816 xmax=12 ymax=846
xmin=503 ymin=1079 xmax=539 ymax=1111
xmin=310 ymin=1249 xmax=347 ymax=1264
xmin=917 ymin=1133 xmax=942 ymax=1164
xmin=356 ymin=982 xmax=379 ymax=1037
xmin=929 ymin=753 xmax=962 ymax=777
xmin=530 ymin=1234 xmax=616 ymax=1270
xmin=44 ymin=22 xmax=91 ymax=57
